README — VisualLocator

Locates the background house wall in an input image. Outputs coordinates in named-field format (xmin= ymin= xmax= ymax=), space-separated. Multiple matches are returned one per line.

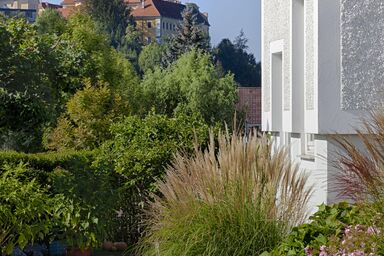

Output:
xmin=262 ymin=0 xmax=380 ymax=213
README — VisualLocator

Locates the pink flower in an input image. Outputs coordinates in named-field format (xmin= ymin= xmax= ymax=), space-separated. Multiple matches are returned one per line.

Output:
xmin=304 ymin=246 xmax=313 ymax=256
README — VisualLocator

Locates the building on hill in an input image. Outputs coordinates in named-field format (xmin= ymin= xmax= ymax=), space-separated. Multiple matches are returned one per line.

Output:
xmin=127 ymin=0 xmax=209 ymax=44
xmin=57 ymin=0 xmax=83 ymax=18
xmin=39 ymin=2 xmax=62 ymax=14
xmin=0 ymin=0 xmax=38 ymax=22
xmin=262 ymin=0 xmax=384 ymax=213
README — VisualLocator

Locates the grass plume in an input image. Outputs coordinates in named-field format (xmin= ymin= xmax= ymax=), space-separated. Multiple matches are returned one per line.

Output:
xmin=137 ymin=130 xmax=313 ymax=256
xmin=334 ymin=112 xmax=384 ymax=201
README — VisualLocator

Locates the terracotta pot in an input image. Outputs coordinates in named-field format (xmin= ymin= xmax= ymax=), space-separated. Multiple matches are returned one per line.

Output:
xmin=113 ymin=242 xmax=128 ymax=251
xmin=68 ymin=248 xmax=92 ymax=256
xmin=102 ymin=241 xmax=114 ymax=251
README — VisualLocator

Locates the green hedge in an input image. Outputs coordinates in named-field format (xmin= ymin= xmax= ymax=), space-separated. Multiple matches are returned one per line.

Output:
xmin=0 ymin=150 xmax=95 ymax=183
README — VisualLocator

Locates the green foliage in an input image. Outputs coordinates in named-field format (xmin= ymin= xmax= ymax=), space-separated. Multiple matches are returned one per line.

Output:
xmin=142 ymin=49 xmax=237 ymax=125
xmin=50 ymin=165 xmax=115 ymax=248
xmin=0 ymin=150 xmax=94 ymax=176
xmin=85 ymin=0 xmax=142 ymax=68
xmin=0 ymin=88 xmax=48 ymax=152
xmin=97 ymin=112 xmax=209 ymax=193
xmin=0 ymin=17 xmax=60 ymax=151
xmin=35 ymin=9 xmax=67 ymax=35
xmin=0 ymin=151 xmax=113 ymax=250
xmin=46 ymin=81 xmax=130 ymax=151
xmin=95 ymin=112 xmax=209 ymax=244
xmin=214 ymin=32 xmax=261 ymax=86
xmin=162 ymin=4 xmax=210 ymax=66
xmin=272 ymin=203 xmax=366 ymax=256
xmin=63 ymin=13 xmax=141 ymax=102
xmin=86 ymin=0 xmax=132 ymax=50
xmin=0 ymin=163 xmax=67 ymax=254
xmin=139 ymin=43 xmax=166 ymax=73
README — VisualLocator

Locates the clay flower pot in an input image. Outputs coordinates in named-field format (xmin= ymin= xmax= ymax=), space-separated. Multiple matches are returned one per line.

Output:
xmin=68 ymin=248 xmax=92 ymax=256
xmin=113 ymin=242 xmax=128 ymax=251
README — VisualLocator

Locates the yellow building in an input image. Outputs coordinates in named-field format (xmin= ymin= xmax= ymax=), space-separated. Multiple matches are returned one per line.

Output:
xmin=128 ymin=0 xmax=209 ymax=44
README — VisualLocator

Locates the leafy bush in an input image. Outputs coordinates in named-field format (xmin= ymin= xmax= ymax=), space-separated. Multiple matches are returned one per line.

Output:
xmin=137 ymin=131 xmax=313 ymax=256
xmin=0 ymin=150 xmax=113 ymax=249
xmin=0 ymin=150 xmax=94 ymax=183
xmin=45 ymin=81 xmax=130 ymax=151
xmin=0 ymin=163 xmax=67 ymax=254
xmin=95 ymin=112 xmax=210 ymax=244
xmin=141 ymin=49 xmax=238 ymax=125
xmin=271 ymin=203 xmax=367 ymax=256
xmin=324 ymin=224 xmax=380 ymax=255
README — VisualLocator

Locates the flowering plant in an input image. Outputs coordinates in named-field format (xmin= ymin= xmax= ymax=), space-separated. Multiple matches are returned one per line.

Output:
xmin=305 ymin=225 xmax=380 ymax=256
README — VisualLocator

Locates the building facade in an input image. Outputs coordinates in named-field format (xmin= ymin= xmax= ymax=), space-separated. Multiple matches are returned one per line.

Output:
xmin=128 ymin=0 xmax=209 ymax=44
xmin=0 ymin=0 xmax=38 ymax=22
xmin=262 ymin=0 xmax=384 ymax=211
xmin=237 ymin=87 xmax=262 ymax=130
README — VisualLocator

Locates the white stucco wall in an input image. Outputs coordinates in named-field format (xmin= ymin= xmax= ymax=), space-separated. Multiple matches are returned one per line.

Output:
xmin=317 ymin=0 xmax=369 ymax=134
xmin=341 ymin=0 xmax=384 ymax=111
xmin=262 ymin=0 xmax=318 ymax=134
xmin=262 ymin=0 xmax=291 ymax=114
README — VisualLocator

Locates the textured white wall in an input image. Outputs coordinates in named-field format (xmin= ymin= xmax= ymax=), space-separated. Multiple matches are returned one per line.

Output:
xmin=341 ymin=0 xmax=384 ymax=110
xmin=262 ymin=0 xmax=291 ymax=113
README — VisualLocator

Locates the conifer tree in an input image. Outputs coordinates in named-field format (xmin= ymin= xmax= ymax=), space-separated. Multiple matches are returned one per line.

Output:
xmin=86 ymin=0 xmax=135 ymax=50
xmin=162 ymin=4 xmax=210 ymax=67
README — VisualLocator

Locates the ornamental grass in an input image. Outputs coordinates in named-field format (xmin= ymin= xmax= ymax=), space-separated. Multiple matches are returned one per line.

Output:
xmin=137 ymin=130 xmax=313 ymax=256
xmin=334 ymin=111 xmax=384 ymax=201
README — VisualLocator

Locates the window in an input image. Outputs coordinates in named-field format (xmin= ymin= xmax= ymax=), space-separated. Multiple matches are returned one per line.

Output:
xmin=166 ymin=23 xmax=169 ymax=30
xmin=162 ymin=22 xmax=165 ymax=29
xmin=147 ymin=37 xmax=152 ymax=44
xmin=301 ymin=133 xmax=315 ymax=158
xmin=292 ymin=0 xmax=305 ymax=132
xmin=147 ymin=21 xmax=152 ymax=28
xmin=271 ymin=52 xmax=283 ymax=132
xmin=173 ymin=24 xmax=176 ymax=31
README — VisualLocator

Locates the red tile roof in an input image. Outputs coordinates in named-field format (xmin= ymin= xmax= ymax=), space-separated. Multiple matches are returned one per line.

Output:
xmin=237 ymin=87 xmax=262 ymax=126
xmin=131 ymin=0 xmax=160 ymax=17
xmin=58 ymin=6 xmax=76 ymax=18
xmin=61 ymin=0 xmax=75 ymax=5
xmin=41 ymin=2 xmax=62 ymax=9
xmin=131 ymin=0 xmax=209 ymax=26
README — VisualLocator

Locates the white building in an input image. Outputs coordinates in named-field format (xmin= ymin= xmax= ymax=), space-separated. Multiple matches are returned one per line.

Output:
xmin=262 ymin=0 xmax=384 ymax=211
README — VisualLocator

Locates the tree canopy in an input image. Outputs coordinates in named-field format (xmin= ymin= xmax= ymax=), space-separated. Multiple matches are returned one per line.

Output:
xmin=162 ymin=4 xmax=210 ymax=67
xmin=142 ymin=49 xmax=237 ymax=125
xmin=214 ymin=31 xmax=261 ymax=87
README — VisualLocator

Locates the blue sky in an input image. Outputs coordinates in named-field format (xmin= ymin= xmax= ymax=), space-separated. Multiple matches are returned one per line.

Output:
xmin=188 ymin=0 xmax=261 ymax=61
xmin=50 ymin=0 xmax=261 ymax=60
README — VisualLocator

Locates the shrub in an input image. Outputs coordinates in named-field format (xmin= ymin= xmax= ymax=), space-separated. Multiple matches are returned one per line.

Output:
xmin=137 ymin=131 xmax=313 ymax=256
xmin=0 ymin=150 xmax=113 ymax=249
xmin=45 ymin=81 xmax=130 ymax=151
xmin=0 ymin=150 xmax=94 ymax=183
xmin=325 ymin=224 xmax=380 ymax=255
xmin=141 ymin=49 xmax=238 ymax=125
xmin=0 ymin=163 xmax=67 ymax=254
xmin=271 ymin=203 xmax=369 ymax=256
xmin=95 ymin=112 xmax=210 ymax=244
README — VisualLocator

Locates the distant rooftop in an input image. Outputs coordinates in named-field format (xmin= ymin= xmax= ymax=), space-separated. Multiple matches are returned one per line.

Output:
xmin=130 ymin=0 xmax=209 ymax=26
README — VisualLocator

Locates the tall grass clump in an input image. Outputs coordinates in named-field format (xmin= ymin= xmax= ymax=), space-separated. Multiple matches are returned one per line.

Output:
xmin=334 ymin=111 xmax=384 ymax=201
xmin=137 ymin=131 xmax=313 ymax=256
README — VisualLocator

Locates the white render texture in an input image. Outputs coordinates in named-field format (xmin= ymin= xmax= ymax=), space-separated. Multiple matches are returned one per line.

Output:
xmin=262 ymin=0 xmax=381 ymax=211
xmin=262 ymin=0 xmax=291 ymax=112
xmin=305 ymin=0 xmax=315 ymax=110
xmin=341 ymin=0 xmax=384 ymax=110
